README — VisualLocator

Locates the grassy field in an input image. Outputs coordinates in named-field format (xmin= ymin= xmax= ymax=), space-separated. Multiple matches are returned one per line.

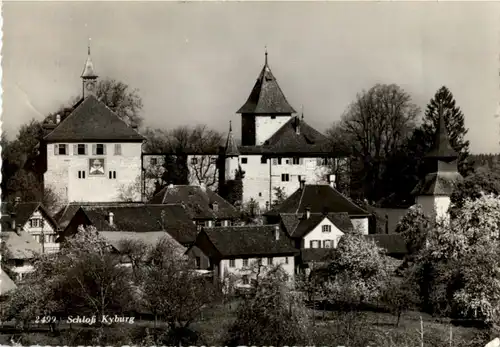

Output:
xmin=0 ymin=303 xmax=492 ymax=346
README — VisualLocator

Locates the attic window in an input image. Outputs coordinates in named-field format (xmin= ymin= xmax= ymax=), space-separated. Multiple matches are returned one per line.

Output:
xmin=212 ymin=202 xmax=219 ymax=212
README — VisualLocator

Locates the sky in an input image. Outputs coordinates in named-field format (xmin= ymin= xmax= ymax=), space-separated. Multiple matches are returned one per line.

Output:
xmin=2 ymin=1 xmax=500 ymax=154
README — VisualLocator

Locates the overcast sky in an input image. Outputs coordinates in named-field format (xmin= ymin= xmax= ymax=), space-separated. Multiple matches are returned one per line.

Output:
xmin=3 ymin=1 xmax=500 ymax=153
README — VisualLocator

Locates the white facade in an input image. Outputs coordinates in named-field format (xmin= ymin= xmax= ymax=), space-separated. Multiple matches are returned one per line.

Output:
xmin=45 ymin=142 xmax=142 ymax=203
xmin=415 ymin=195 xmax=451 ymax=223
xmin=22 ymin=210 xmax=59 ymax=253
xmin=302 ymin=217 xmax=345 ymax=249
xmin=239 ymin=155 xmax=332 ymax=208
xmin=351 ymin=217 xmax=370 ymax=235
xmin=219 ymin=255 xmax=295 ymax=288
xmin=254 ymin=115 xmax=292 ymax=146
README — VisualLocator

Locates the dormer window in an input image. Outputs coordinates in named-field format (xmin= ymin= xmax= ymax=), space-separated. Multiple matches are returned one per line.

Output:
xmin=212 ymin=202 xmax=219 ymax=212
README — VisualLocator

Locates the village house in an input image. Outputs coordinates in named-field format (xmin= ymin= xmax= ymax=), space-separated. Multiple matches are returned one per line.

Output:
xmin=188 ymin=224 xmax=298 ymax=288
xmin=40 ymin=45 xmax=145 ymax=204
xmin=149 ymin=184 xmax=240 ymax=229
xmin=264 ymin=180 xmax=371 ymax=235
xmin=1 ymin=199 xmax=60 ymax=253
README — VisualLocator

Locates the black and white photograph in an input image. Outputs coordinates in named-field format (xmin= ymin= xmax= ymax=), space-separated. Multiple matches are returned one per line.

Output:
xmin=1 ymin=1 xmax=500 ymax=346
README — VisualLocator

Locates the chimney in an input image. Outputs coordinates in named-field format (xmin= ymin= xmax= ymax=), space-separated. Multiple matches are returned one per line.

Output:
xmin=295 ymin=117 xmax=301 ymax=135
xmin=274 ymin=225 xmax=280 ymax=241
xmin=328 ymin=174 xmax=336 ymax=188
xmin=10 ymin=212 xmax=16 ymax=230
xmin=55 ymin=114 xmax=61 ymax=124
xmin=168 ymin=183 xmax=174 ymax=189
xmin=108 ymin=212 xmax=114 ymax=226
xmin=305 ymin=207 xmax=311 ymax=220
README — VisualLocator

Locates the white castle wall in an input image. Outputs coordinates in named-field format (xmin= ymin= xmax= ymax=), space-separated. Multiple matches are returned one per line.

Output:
xmin=255 ymin=115 xmax=292 ymax=145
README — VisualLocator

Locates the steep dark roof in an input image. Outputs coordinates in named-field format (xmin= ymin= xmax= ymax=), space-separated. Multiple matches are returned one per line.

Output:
xmin=426 ymin=111 xmax=459 ymax=159
xmin=1 ymin=202 xmax=58 ymax=231
xmin=280 ymin=212 xmax=353 ymax=238
xmin=43 ymin=95 xmax=144 ymax=142
xmin=364 ymin=234 xmax=407 ymax=256
xmin=200 ymin=225 xmax=298 ymax=258
xmin=150 ymin=185 xmax=239 ymax=220
xmin=225 ymin=121 xmax=240 ymax=156
xmin=411 ymin=171 xmax=462 ymax=196
xmin=266 ymin=184 xmax=369 ymax=217
xmin=237 ymin=56 xmax=296 ymax=114
xmin=70 ymin=204 xmax=197 ymax=245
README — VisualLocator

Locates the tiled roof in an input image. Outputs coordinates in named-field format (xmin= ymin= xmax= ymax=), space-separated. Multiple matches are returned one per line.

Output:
xmin=1 ymin=230 xmax=42 ymax=260
xmin=426 ymin=112 xmax=459 ymax=159
xmin=150 ymin=185 xmax=239 ymax=220
xmin=411 ymin=171 xmax=462 ymax=196
xmin=364 ymin=234 xmax=407 ymax=256
xmin=301 ymin=248 xmax=336 ymax=263
xmin=78 ymin=204 xmax=197 ymax=245
xmin=237 ymin=57 xmax=296 ymax=114
xmin=266 ymin=184 xmax=369 ymax=217
xmin=1 ymin=202 xmax=58 ymax=231
xmin=280 ymin=212 xmax=353 ymax=238
xmin=43 ymin=95 xmax=144 ymax=142
xmin=99 ymin=231 xmax=185 ymax=253
xmin=0 ymin=270 xmax=17 ymax=295
xmin=200 ymin=225 xmax=298 ymax=258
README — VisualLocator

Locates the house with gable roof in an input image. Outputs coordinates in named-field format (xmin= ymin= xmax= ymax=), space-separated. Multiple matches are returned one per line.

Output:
xmin=40 ymin=44 xmax=144 ymax=205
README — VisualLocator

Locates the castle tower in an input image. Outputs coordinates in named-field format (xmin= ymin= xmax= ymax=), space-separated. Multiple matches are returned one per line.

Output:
xmin=411 ymin=104 xmax=462 ymax=222
xmin=224 ymin=120 xmax=240 ymax=180
xmin=237 ymin=50 xmax=296 ymax=146
xmin=81 ymin=38 xmax=98 ymax=98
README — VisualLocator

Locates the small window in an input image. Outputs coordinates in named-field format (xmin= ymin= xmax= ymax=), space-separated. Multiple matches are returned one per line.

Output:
xmin=108 ymin=171 xmax=117 ymax=179
xmin=242 ymin=258 xmax=249 ymax=267
xmin=322 ymin=225 xmax=332 ymax=233
xmin=293 ymin=157 xmax=300 ymax=165
xmin=77 ymin=144 xmax=86 ymax=155
xmin=96 ymin=144 xmax=105 ymax=155
xmin=271 ymin=116 xmax=276 ymax=119
xmin=58 ymin=144 xmax=67 ymax=155
xmin=261 ymin=156 xmax=267 ymax=164
xmin=78 ymin=170 xmax=86 ymax=179
xmin=285 ymin=159 xmax=290 ymax=164
xmin=241 ymin=157 xmax=248 ymax=164
xmin=229 ymin=259 xmax=235 ymax=268
xmin=285 ymin=257 xmax=289 ymax=264
xmin=277 ymin=158 xmax=282 ymax=165
xmin=191 ymin=157 xmax=198 ymax=165
xmin=258 ymin=192 xmax=262 ymax=197
xmin=323 ymin=240 xmax=333 ymax=248
xmin=29 ymin=219 xmax=42 ymax=228
xmin=114 ymin=144 xmax=122 ymax=155
xmin=281 ymin=174 xmax=290 ymax=182
xmin=310 ymin=240 xmax=321 ymax=249
xmin=212 ymin=203 xmax=219 ymax=212
xmin=150 ymin=158 xmax=158 ymax=165
xmin=242 ymin=275 xmax=249 ymax=285
xmin=267 ymin=257 xmax=273 ymax=265
xmin=195 ymin=257 xmax=201 ymax=269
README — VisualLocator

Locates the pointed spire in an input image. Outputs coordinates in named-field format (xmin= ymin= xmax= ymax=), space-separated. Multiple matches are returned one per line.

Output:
xmin=265 ymin=46 xmax=268 ymax=66
xmin=225 ymin=120 xmax=239 ymax=157
xmin=301 ymin=105 xmax=304 ymax=120
xmin=81 ymin=38 xmax=98 ymax=79
xmin=426 ymin=102 xmax=458 ymax=159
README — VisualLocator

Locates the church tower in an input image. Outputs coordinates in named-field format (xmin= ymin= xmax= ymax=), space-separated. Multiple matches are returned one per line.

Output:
xmin=237 ymin=50 xmax=296 ymax=146
xmin=81 ymin=38 xmax=98 ymax=98
xmin=412 ymin=105 xmax=462 ymax=222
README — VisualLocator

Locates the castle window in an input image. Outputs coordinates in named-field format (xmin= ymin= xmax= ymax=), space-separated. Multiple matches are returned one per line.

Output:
xmin=56 ymin=144 xmax=67 ymax=155
xmin=259 ymin=192 xmax=262 ymax=197
xmin=150 ymin=158 xmax=158 ymax=165
xmin=281 ymin=174 xmax=290 ymax=182
xmin=285 ymin=159 xmax=290 ymax=164
xmin=93 ymin=144 xmax=106 ymax=155
xmin=271 ymin=116 xmax=276 ymax=119
xmin=77 ymin=144 xmax=87 ymax=155
xmin=114 ymin=144 xmax=122 ymax=155
xmin=292 ymin=157 xmax=300 ymax=165
xmin=241 ymin=157 xmax=248 ymax=164
xmin=322 ymin=225 xmax=332 ymax=233
xmin=78 ymin=170 xmax=86 ymax=179
xmin=285 ymin=257 xmax=289 ymax=264
xmin=191 ymin=157 xmax=198 ymax=165
xmin=109 ymin=171 xmax=117 ymax=179
xmin=261 ymin=156 xmax=267 ymax=164
xmin=273 ymin=158 xmax=282 ymax=165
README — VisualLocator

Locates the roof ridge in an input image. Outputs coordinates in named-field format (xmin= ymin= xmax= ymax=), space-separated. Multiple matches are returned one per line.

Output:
xmin=296 ymin=185 xmax=306 ymax=214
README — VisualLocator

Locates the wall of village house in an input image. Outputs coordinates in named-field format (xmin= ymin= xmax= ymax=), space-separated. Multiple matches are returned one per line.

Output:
xmin=254 ymin=115 xmax=293 ymax=146
xmin=239 ymin=155 xmax=331 ymax=208
xmin=21 ymin=210 xmax=59 ymax=253
xmin=302 ymin=217 xmax=345 ymax=249
xmin=351 ymin=217 xmax=369 ymax=235
xmin=415 ymin=195 xmax=451 ymax=222
xmin=45 ymin=142 xmax=142 ymax=203
xmin=219 ymin=256 xmax=295 ymax=287
xmin=8 ymin=260 xmax=35 ymax=281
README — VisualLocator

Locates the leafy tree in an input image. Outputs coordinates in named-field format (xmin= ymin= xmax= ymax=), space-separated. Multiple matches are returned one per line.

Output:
xmin=450 ymin=166 xmax=500 ymax=212
xmin=224 ymin=266 xmax=311 ymax=347
xmin=328 ymin=84 xmax=420 ymax=203
xmin=220 ymin=165 xmax=245 ymax=206
xmin=272 ymin=186 xmax=287 ymax=208
xmin=380 ymin=274 xmax=419 ymax=326
xmin=395 ymin=205 xmax=433 ymax=262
